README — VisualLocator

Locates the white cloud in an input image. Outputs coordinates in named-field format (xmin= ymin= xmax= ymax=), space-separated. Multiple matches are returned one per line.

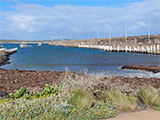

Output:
xmin=0 ymin=0 xmax=160 ymax=40
xmin=129 ymin=21 xmax=147 ymax=30
xmin=4 ymin=15 xmax=36 ymax=32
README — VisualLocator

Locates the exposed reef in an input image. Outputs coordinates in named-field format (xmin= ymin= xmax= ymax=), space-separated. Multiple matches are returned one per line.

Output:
xmin=121 ymin=65 xmax=160 ymax=73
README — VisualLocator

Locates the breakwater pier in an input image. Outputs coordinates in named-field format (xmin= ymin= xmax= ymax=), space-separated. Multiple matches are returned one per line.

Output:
xmin=77 ymin=44 xmax=160 ymax=54
xmin=0 ymin=48 xmax=18 ymax=66
xmin=49 ymin=35 xmax=160 ymax=54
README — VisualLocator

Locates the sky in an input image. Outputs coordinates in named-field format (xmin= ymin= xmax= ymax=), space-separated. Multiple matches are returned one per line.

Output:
xmin=0 ymin=0 xmax=160 ymax=40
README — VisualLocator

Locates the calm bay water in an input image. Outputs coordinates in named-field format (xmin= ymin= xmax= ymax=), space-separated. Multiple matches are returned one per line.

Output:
xmin=1 ymin=43 xmax=160 ymax=77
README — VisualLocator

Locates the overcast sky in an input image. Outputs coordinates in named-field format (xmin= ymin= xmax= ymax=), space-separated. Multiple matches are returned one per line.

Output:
xmin=0 ymin=0 xmax=160 ymax=40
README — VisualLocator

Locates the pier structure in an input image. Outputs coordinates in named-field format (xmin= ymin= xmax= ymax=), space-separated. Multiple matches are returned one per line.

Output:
xmin=49 ymin=35 xmax=160 ymax=54
xmin=77 ymin=44 xmax=160 ymax=54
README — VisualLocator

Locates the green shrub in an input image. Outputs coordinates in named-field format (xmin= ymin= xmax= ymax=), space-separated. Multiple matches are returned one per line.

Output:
xmin=137 ymin=86 xmax=160 ymax=107
xmin=9 ymin=93 xmax=15 ymax=99
xmin=41 ymin=82 xmax=70 ymax=96
xmin=102 ymin=90 xmax=138 ymax=111
xmin=68 ymin=89 xmax=94 ymax=108
xmin=9 ymin=86 xmax=27 ymax=99
xmin=153 ymin=106 xmax=160 ymax=111
xmin=24 ymin=93 xmax=31 ymax=100
xmin=42 ymin=84 xmax=54 ymax=95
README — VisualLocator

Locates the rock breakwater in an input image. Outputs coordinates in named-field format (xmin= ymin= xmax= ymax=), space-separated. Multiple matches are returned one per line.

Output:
xmin=0 ymin=48 xmax=17 ymax=66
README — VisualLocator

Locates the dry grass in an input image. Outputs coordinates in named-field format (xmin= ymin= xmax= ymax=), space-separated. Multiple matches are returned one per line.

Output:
xmin=102 ymin=90 xmax=138 ymax=111
xmin=68 ymin=89 xmax=94 ymax=108
xmin=63 ymin=68 xmax=133 ymax=94
xmin=137 ymin=86 xmax=160 ymax=107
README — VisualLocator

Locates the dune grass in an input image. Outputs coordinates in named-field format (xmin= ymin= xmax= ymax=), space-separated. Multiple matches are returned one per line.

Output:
xmin=137 ymin=86 xmax=160 ymax=109
xmin=68 ymin=89 xmax=94 ymax=108
xmin=102 ymin=90 xmax=138 ymax=111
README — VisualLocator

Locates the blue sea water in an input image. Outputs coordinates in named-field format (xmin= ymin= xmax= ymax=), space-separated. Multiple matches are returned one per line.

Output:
xmin=1 ymin=43 xmax=160 ymax=77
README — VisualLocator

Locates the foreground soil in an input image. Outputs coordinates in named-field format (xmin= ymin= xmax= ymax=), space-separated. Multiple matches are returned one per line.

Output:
xmin=0 ymin=69 xmax=82 ymax=93
xmin=0 ymin=69 xmax=160 ymax=94
xmin=121 ymin=65 xmax=160 ymax=73
xmin=108 ymin=110 xmax=160 ymax=120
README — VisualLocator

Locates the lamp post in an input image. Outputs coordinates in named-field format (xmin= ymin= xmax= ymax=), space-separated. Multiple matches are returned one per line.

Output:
xmin=109 ymin=26 xmax=112 ymax=45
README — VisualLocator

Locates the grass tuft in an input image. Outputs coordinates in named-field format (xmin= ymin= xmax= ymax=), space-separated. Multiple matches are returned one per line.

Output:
xmin=102 ymin=90 xmax=138 ymax=111
xmin=137 ymin=86 xmax=160 ymax=107
xmin=68 ymin=89 xmax=94 ymax=108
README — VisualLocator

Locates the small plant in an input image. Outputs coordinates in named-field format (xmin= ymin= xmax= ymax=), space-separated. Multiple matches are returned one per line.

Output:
xmin=24 ymin=93 xmax=31 ymax=100
xmin=137 ymin=86 xmax=160 ymax=107
xmin=9 ymin=86 xmax=27 ymax=99
xmin=102 ymin=90 xmax=138 ymax=111
xmin=9 ymin=93 xmax=15 ymax=99
xmin=35 ymin=93 xmax=41 ymax=98
xmin=42 ymin=84 xmax=54 ymax=95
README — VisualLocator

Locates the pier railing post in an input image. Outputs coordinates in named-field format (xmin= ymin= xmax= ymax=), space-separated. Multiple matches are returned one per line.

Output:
xmin=150 ymin=46 xmax=153 ymax=53
xmin=153 ymin=45 xmax=156 ymax=53
xmin=125 ymin=46 xmax=128 ymax=52
xmin=157 ymin=44 xmax=159 ymax=53
xmin=117 ymin=46 xmax=120 ymax=52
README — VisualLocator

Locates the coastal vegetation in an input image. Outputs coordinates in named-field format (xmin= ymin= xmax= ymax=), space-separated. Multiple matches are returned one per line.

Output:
xmin=68 ymin=89 xmax=94 ymax=108
xmin=137 ymin=86 xmax=160 ymax=110
xmin=0 ymin=82 xmax=117 ymax=119
xmin=0 ymin=79 xmax=160 ymax=119
xmin=102 ymin=90 xmax=138 ymax=111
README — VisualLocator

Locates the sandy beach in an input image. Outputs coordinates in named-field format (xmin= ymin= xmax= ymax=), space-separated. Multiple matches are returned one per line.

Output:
xmin=108 ymin=110 xmax=160 ymax=120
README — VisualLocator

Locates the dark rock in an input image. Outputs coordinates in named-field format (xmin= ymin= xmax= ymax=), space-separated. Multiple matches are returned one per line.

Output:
xmin=94 ymin=90 xmax=102 ymax=100
xmin=0 ymin=91 xmax=9 ymax=98
xmin=137 ymin=99 xmax=147 ymax=110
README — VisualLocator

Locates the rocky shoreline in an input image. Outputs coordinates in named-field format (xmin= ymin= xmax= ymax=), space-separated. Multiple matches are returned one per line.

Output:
xmin=0 ymin=49 xmax=17 ymax=66
xmin=121 ymin=65 xmax=160 ymax=73
xmin=0 ymin=68 xmax=160 ymax=95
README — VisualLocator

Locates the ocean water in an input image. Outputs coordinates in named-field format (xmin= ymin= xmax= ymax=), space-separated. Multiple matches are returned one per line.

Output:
xmin=1 ymin=43 xmax=160 ymax=78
